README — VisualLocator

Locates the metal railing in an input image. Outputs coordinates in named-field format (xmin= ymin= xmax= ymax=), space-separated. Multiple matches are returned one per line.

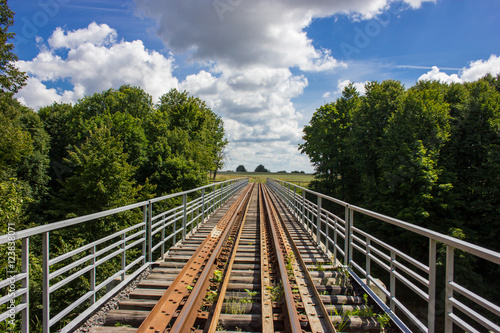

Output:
xmin=268 ymin=178 xmax=500 ymax=333
xmin=0 ymin=178 xmax=248 ymax=333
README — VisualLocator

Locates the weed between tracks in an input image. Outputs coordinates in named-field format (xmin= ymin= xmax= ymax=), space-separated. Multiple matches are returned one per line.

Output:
xmin=330 ymin=293 xmax=391 ymax=331
xmin=212 ymin=270 xmax=223 ymax=283
xmin=270 ymin=283 xmax=284 ymax=302
xmin=226 ymin=298 xmax=246 ymax=315
xmin=224 ymin=289 xmax=259 ymax=314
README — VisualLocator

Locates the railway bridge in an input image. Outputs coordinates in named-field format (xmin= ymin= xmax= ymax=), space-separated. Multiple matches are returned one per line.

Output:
xmin=1 ymin=179 xmax=499 ymax=332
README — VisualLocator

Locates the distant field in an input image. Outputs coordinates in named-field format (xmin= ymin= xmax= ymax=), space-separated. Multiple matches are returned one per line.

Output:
xmin=210 ymin=171 xmax=315 ymax=187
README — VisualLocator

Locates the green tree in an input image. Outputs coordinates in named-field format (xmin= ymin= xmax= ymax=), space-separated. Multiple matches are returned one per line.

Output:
xmin=53 ymin=125 xmax=152 ymax=221
xmin=254 ymin=164 xmax=269 ymax=172
xmin=236 ymin=165 xmax=247 ymax=172
xmin=145 ymin=89 xmax=227 ymax=193
xmin=300 ymin=83 xmax=359 ymax=200
xmin=0 ymin=94 xmax=50 ymax=213
xmin=440 ymin=78 xmax=500 ymax=251
xmin=0 ymin=0 xmax=27 ymax=93
xmin=348 ymin=80 xmax=406 ymax=207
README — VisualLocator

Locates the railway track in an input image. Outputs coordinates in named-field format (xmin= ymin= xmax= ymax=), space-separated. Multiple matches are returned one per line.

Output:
xmin=90 ymin=183 xmax=390 ymax=333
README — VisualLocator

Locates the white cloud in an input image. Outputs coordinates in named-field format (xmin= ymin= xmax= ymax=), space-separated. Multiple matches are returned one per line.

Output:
xmin=179 ymin=64 xmax=306 ymax=146
xmin=337 ymin=79 xmax=368 ymax=95
xmin=418 ymin=66 xmax=461 ymax=84
xmin=16 ymin=22 xmax=178 ymax=109
xmin=135 ymin=0 xmax=349 ymax=71
xmin=403 ymin=0 xmax=435 ymax=9
xmin=48 ymin=22 xmax=117 ymax=49
xmin=133 ymin=0 xmax=433 ymax=172
xmin=134 ymin=0 xmax=435 ymax=71
xmin=322 ymin=79 xmax=367 ymax=100
xmin=15 ymin=1 xmax=437 ymax=173
xmin=418 ymin=55 xmax=500 ymax=84
xmin=461 ymin=55 xmax=500 ymax=82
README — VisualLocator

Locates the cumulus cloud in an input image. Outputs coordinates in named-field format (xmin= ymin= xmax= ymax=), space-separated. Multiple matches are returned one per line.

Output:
xmin=418 ymin=54 xmax=500 ymax=84
xmin=337 ymin=79 xmax=368 ymax=95
xmin=135 ymin=0 xmax=432 ymax=71
xmin=418 ymin=66 xmax=461 ymax=84
xmin=15 ymin=1 xmax=437 ymax=173
xmin=133 ymin=0 xmax=433 ymax=171
xmin=135 ymin=0 xmax=345 ymax=71
xmin=403 ymin=0 xmax=435 ymax=9
xmin=322 ymin=79 xmax=367 ymax=100
xmin=461 ymin=55 xmax=500 ymax=81
xmin=16 ymin=22 xmax=178 ymax=109
xmin=48 ymin=22 xmax=117 ymax=49
xmin=179 ymin=64 xmax=306 ymax=144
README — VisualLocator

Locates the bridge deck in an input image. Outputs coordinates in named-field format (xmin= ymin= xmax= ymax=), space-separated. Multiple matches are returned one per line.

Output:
xmin=87 ymin=184 xmax=387 ymax=333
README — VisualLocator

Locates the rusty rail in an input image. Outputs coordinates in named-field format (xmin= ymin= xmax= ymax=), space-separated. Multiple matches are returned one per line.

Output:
xmin=261 ymin=184 xmax=303 ymax=333
xmin=206 ymin=183 xmax=253 ymax=332
xmin=137 ymin=184 xmax=254 ymax=332
xmin=266 ymin=184 xmax=337 ymax=333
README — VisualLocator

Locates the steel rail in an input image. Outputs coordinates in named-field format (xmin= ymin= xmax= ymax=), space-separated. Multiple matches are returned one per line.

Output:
xmin=169 ymin=183 xmax=254 ymax=333
xmin=266 ymin=184 xmax=338 ymax=333
xmin=136 ymin=184 xmax=252 ymax=333
xmin=206 ymin=184 xmax=254 ymax=333
xmin=259 ymin=184 xmax=275 ymax=332
xmin=261 ymin=184 xmax=303 ymax=333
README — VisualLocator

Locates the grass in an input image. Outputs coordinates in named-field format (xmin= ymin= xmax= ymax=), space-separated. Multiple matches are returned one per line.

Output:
xmin=225 ymin=298 xmax=246 ymax=314
xmin=210 ymin=171 xmax=315 ymax=187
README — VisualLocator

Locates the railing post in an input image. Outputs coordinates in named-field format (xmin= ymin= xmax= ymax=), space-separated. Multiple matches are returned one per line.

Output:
xmin=90 ymin=245 xmax=96 ymax=303
xmin=21 ymin=238 xmax=29 ymax=333
xmin=201 ymin=188 xmax=205 ymax=223
xmin=333 ymin=217 xmax=338 ymax=263
xmin=121 ymin=234 xmax=126 ymax=281
xmin=293 ymin=185 xmax=297 ymax=219
xmin=390 ymin=251 xmax=396 ymax=312
xmin=316 ymin=196 xmax=322 ymax=245
xmin=142 ymin=205 xmax=147 ymax=261
xmin=302 ymin=190 xmax=306 ymax=228
xmin=212 ymin=184 xmax=216 ymax=214
xmin=147 ymin=202 xmax=153 ymax=262
xmin=366 ymin=238 xmax=371 ymax=287
xmin=349 ymin=209 xmax=354 ymax=264
xmin=173 ymin=211 xmax=177 ymax=248
xmin=428 ymin=239 xmax=437 ymax=333
xmin=161 ymin=218 xmax=165 ymax=258
xmin=182 ymin=193 xmax=187 ymax=241
xmin=219 ymin=183 xmax=223 ymax=208
xmin=287 ymin=183 xmax=292 ymax=208
xmin=445 ymin=246 xmax=454 ymax=333
xmin=344 ymin=206 xmax=350 ymax=265
xmin=42 ymin=232 xmax=50 ymax=333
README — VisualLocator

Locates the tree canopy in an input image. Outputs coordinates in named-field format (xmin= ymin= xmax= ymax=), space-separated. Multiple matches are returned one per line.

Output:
xmin=254 ymin=164 xmax=270 ymax=172
xmin=236 ymin=165 xmax=247 ymax=172
xmin=301 ymin=76 xmax=500 ymax=311
xmin=0 ymin=0 xmax=27 ymax=93
xmin=1 ymin=84 xmax=229 ymax=330
xmin=301 ymin=76 xmax=500 ymax=252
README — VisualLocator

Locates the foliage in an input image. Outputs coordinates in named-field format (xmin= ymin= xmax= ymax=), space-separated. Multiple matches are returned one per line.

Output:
xmin=301 ymin=75 xmax=500 ymax=323
xmin=236 ymin=165 xmax=247 ymax=172
xmin=212 ymin=269 xmax=223 ymax=283
xmin=0 ymin=0 xmax=27 ymax=93
xmin=0 ymin=93 xmax=50 ymax=223
xmin=301 ymin=76 xmax=500 ymax=252
xmin=254 ymin=164 xmax=270 ymax=172
xmin=0 ymin=2 xmax=232 ymax=329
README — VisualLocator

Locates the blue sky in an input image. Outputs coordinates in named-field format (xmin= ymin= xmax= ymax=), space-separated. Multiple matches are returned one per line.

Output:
xmin=10 ymin=0 xmax=500 ymax=173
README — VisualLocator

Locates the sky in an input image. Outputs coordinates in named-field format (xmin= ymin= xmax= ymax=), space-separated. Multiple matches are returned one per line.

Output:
xmin=10 ymin=0 xmax=500 ymax=173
